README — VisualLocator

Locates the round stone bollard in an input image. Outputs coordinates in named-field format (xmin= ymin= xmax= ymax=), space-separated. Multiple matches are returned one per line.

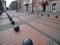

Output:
xmin=33 ymin=13 xmax=35 ymax=15
xmin=41 ymin=13 xmax=43 ymax=16
xmin=7 ymin=14 xmax=11 ymax=19
xmin=55 ymin=16 xmax=58 ymax=18
xmin=37 ymin=13 xmax=39 ymax=15
xmin=9 ymin=17 xmax=12 ymax=21
xmin=11 ymin=20 xmax=15 ymax=25
xmin=47 ymin=15 xmax=49 ymax=17
xmin=22 ymin=38 xmax=33 ymax=45
xmin=14 ymin=25 xmax=20 ymax=32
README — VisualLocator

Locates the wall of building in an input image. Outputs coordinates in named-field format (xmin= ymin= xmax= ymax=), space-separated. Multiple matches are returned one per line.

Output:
xmin=1 ymin=0 xmax=6 ymax=11
xmin=9 ymin=1 xmax=17 ymax=10
xmin=18 ymin=0 xmax=26 ymax=10
xmin=47 ymin=0 xmax=60 ymax=12
xmin=17 ymin=0 xmax=60 ymax=12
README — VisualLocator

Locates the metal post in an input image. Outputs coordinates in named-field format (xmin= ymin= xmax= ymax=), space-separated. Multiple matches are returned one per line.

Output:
xmin=16 ymin=1 xmax=18 ymax=12
xmin=31 ymin=2 xmax=34 ymax=14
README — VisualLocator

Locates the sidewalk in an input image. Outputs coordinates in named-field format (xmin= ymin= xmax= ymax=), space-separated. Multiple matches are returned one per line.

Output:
xmin=0 ymin=10 xmax=60 ymax=45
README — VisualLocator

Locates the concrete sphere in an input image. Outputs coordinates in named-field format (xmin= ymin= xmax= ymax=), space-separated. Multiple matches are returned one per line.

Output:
xmin=14 ymin=25 xmax=20 ymax=32
xmin=22 ymin=38 xmax=33 ymax=45
xmin=11 ymin=20 xmax=15 ymax=25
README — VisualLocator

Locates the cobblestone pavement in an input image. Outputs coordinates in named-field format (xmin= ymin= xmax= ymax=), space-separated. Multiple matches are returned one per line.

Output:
xmin=0 ymin=10 xmax=60 ymax=45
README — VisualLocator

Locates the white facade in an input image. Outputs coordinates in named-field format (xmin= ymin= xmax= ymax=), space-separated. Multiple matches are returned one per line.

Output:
xmin=17 ymin=0 xmax=60 ymax=12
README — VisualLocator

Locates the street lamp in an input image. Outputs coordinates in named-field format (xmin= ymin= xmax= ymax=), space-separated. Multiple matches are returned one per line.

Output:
xmin=31 ymin=1 xmax=34 ymax=14
xmin=16 ymin=0 xmax=18 ymax=12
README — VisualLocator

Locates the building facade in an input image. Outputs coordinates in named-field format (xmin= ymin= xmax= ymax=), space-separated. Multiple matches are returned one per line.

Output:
xmin=9 ymin=1 xmax=18 ymax=10
xmin=17 ymin=0 xmax=24 ymax=10
xmin=0 ymin=0 xmax=6 ymax=11
xmin=17 ymin=0 xmax=60 ymax=12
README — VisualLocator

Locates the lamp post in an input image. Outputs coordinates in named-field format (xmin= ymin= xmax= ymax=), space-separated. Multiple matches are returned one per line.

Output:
xmin=19 ymin=2 xmax=21 ymax=10
xmin=16 ymin=0 xmax=18 ymax=12
xmin=31 ymin=1 xmax=34 ymax=14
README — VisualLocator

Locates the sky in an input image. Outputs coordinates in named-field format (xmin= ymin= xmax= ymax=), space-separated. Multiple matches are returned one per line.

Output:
xmin=5 ymin=0 xmax=32 ymax=7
